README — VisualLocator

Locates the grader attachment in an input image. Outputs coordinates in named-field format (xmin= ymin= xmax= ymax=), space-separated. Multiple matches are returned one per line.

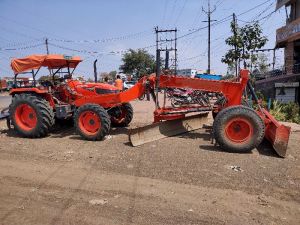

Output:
xmin=129 ymin=69 xmax=291 ymax=158
xmin=262 ymin=109 xmax=291 ymax=157
xmin=130 ymin=112 xmax=209 ymax=146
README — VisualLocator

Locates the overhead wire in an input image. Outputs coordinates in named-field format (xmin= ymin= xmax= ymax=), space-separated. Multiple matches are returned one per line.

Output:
xmin=174 ymin=0 xmax=188 ymax=25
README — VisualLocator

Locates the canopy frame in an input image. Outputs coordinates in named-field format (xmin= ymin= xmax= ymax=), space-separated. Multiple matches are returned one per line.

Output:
xmin=11 ymin=54 xmax=81 ymax=88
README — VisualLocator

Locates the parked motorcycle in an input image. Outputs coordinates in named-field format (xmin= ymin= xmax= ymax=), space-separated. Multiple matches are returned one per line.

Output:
xmin=166 ymin=88 xmax=210 ymax=107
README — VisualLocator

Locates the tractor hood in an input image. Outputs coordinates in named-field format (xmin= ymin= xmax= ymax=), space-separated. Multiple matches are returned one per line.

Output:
xmin=67 ymin=80 xmax=119 ymax=96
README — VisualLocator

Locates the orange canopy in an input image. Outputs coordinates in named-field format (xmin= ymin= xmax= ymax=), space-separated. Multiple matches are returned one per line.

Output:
xmin=11 ymin=54 xmax=82 ymax=74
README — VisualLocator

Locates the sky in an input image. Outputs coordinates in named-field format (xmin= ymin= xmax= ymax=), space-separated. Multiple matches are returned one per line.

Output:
xmin=0 ymin=0 xmax=287 ymax=79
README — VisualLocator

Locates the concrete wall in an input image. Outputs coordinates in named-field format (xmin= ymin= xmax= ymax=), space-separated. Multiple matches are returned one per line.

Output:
xmin=275 ymin=87 xmax=297 ymax=103
xmin=255 ymin=73 xmax=300 ymax=104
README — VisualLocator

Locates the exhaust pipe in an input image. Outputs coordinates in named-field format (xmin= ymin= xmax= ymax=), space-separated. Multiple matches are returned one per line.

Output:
xmin=93 ymin=59 xmax=98 ymax=83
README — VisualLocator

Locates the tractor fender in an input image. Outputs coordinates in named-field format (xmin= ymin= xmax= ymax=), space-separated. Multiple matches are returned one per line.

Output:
xmin=10 ymin=88 xmax=55 ymax=108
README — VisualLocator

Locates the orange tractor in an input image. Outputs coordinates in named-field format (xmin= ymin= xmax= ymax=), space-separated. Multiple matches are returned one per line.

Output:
xmin=1 ymin=54 xmax=291 ymax=157
xmin=7 ymin=54 xmax=138 ymax=140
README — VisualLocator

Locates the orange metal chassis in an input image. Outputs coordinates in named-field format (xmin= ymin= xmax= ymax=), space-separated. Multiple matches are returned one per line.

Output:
xmin=9 ymin=69 xmax=290 ymax=156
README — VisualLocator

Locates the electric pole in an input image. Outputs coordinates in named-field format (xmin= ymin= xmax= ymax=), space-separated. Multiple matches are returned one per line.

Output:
xmin=155 ymin=26 xmax=177 ymax=109
xmin=232 ymin=13 xmax=238 ymax=76
xmin=202 ymin=0 xmax=216 ymax=74
xmin=45 ymin=38 xmax=49 ymax=55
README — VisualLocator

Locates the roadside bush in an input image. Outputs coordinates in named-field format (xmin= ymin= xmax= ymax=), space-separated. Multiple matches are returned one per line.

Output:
xmin=270 ymin=101 xmax=300 ymax=124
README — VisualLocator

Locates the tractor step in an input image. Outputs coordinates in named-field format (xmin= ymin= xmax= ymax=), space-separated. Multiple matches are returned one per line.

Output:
xmin=129 ymin=112 xmax=209 ymax=146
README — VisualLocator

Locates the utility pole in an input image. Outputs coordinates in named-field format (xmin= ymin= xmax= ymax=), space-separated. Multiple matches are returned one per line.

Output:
xmin=155 ymin=26 xmax=177 ymax=109
xmin=202 ymin=0 xmax=216 ymax=74
xmin=272 ymin=48 xmax=276 ymax=70
xmin=165 ymin=48 xmax=169 ymax=70
xmin=232 ymin=13 xmax=238 ymax=76
xmin=45 ymin=38 xmax=49 ymax=55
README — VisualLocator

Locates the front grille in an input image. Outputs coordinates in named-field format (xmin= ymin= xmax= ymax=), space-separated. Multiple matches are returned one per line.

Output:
xmin=95 ymin=88 xmax=119 ymax=94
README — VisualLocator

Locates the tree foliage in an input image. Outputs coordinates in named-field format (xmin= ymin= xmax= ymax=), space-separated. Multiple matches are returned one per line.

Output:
xmin=252 ymin=53 xmax=269 ymax=74
xmin=222 ymin=21 xmax=268 ymax=70
xmin=38 ymin=75 xmax=59 ymax=81
xmin=109 ymin=70 xmax=117 ymax=80
xmin=120 ymin=49 xmax=155 ymax=78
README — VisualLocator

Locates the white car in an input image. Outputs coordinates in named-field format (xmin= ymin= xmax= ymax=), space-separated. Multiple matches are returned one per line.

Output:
xmin=123 ymin=81 xmax=136 ymax=90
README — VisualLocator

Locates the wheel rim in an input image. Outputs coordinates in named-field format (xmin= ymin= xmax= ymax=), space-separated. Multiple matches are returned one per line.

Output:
xmin=111 ymin=107 xmax=126 ymax=124
xmin=225 ymin=117 xmax=253 ymax=143
xmin=15 ymin=104 xmax=37 ymax=131
xmin=78 ymin=111 xmax=101 ymax=135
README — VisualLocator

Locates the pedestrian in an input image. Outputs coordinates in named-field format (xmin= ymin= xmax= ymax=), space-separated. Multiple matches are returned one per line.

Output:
xmin=114 ymin=75 xmax=123 ymax=91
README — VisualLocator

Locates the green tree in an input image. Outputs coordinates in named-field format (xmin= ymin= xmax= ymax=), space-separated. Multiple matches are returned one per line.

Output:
xmin=109 ymin=70 xmax=117 ymax=80
xmin=222 ymin=21 xmax=268 ymax=73
xmin=253 ymin=53 xmax=269 ymax=74
xmin=38 ymin=75 xmax=59 ymax=81
xmin=99 ymin=72 xmax=109 ymax=82
xmin=120 ymin=49 xmax=156 ymax=78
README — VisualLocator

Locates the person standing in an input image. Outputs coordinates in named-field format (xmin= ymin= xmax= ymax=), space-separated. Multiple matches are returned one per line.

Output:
xmin=114 ymin=75 xmax=123 ymax=91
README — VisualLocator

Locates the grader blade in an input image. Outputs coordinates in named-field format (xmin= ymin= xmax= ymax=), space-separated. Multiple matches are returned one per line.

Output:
xmin=129 ymin=112 xmax=209 ymax=147
xmin=262 ymin=109 xmax=291 ymax=157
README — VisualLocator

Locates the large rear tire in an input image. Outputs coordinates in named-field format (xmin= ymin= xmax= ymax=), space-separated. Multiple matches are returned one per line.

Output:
xmin=9 ymin=94 xmax=54 ymax=138
xmin=74 ymin=104 xmax=110 ymax=141
xmin=110 ymin=103 xmax=133 ymax=127
xmin=213 ymin=106 xmax=265 ymax=153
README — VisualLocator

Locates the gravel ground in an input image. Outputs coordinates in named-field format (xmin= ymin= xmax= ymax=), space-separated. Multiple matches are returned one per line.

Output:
xmin=0 ymin=97 xmax=299 ymax=225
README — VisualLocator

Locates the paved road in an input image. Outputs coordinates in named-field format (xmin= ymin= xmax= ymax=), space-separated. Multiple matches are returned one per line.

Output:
xmin=0 ymin=96 xmax=11 ymax=109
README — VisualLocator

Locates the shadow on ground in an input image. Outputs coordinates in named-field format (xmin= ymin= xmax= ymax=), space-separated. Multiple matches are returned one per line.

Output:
xmin=256 ymin=139 xmax=280 ymax=158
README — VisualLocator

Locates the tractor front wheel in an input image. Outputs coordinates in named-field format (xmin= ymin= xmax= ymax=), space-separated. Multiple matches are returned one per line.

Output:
xmin=213 ymin=106 xmax=265 ymax=153
xmin=9 ymin=94 xmax=54 ymax=138
xmin=110 ymin=103 xmax=133 ymax=127
xmin=74 ymin=104 xmax=110 ymax=141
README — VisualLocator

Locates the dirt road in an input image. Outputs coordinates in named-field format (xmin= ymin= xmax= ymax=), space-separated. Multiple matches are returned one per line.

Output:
xmin=0 ymin=98 xmax=299 ymax=225
xmin=0 ymin=96 xmax=11 ymax=109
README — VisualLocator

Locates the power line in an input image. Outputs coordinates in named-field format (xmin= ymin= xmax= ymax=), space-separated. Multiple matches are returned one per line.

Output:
xmin=0 ymin=24 xmax=39 ymax=40
xmin=48 ymin=30 xmax=153 ymax=44
xmin=177 ymin=0 xmax=272 ymax=40
xmin=0 ymin=39 xmax=44 ymax=49
xmin=0 ymin=43 xmax=44 ymax=51
xmin=174 ymin=0 xmax=188 ymax=25
xmin=0 ymin=15 xmax=65 ymax=40
xmin=161 ymin=0 xmax=169 ymax=27
xmin=215 ymin=0 xmax=226 ymax=7
xmin=170 ymin=0 xmax=178 ymax=23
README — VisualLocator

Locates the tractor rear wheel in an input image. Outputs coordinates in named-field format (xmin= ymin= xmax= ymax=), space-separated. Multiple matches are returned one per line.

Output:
xmin=110 ymin=103 xmax=133 ymax=127
xmin=74 ymin=104 xmax=110 ymax=141
xmin=9 ymin=94 xmax=54 ymax=138
xmin=213 ymin=106 xmax=265 ymax=153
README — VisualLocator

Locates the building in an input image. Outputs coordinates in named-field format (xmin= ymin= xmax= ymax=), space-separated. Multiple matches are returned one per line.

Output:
xmin=255 ymin=0 xmax=300 ymax=104
xmin=275 ymin=82 xmax=299 ymax=103
xmin=177 ymin=69 xmax=197 ymax=78
xmin=276 ymin=0 xmax=300 ymax=73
